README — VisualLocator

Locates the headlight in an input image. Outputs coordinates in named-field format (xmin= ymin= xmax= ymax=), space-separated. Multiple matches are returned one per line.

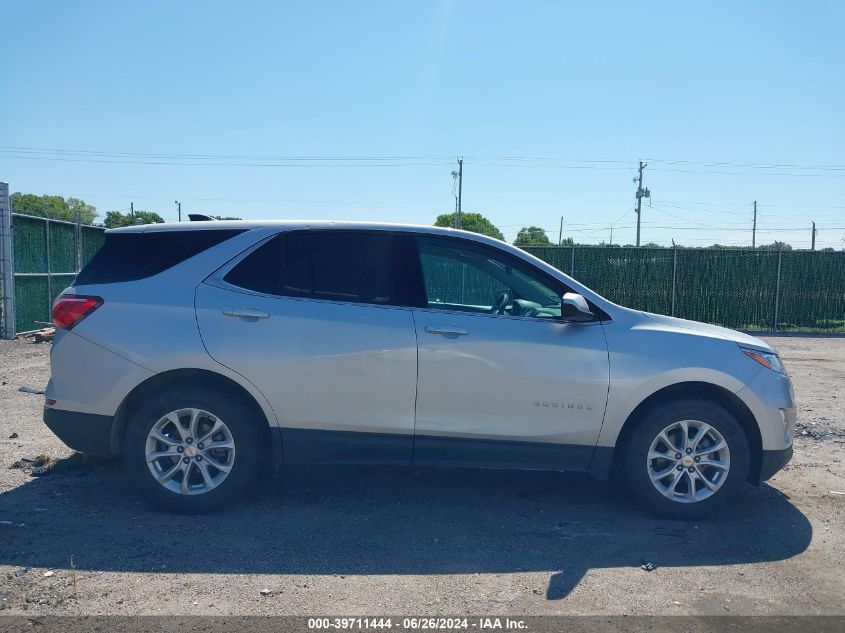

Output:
xmin=741 ymin=348 xmax=786 ymax=374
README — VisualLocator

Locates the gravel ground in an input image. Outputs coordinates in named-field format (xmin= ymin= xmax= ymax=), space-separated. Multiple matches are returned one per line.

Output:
xmin=0 ymin=336 xmax=843 ymax=616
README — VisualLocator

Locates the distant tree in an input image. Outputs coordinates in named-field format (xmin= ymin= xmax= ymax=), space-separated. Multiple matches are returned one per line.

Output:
xmin=67 ymin=198 xmax=97 ymax=224
xmin=514 ymin=226 xmax=552 ymax=246
xmin=10 ymin=192 xmax=97 ymax=224
xmin=211 ymin=215 xmax=242 ymax=220
xmin=434 ymin=212 xmax=504 ymax=240
xmin=559 ymin=236 xmax=575 ymax=247
xmin=756 ymin=241 xmax=793 ymax=251
xmin=103 ymin=210 xmax=165 ymax=228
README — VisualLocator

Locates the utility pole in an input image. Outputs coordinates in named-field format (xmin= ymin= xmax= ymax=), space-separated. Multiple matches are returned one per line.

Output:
xmin=558 ymin=217 xmax=564 ymax=245
xmin=130 ymin=202 xmax=134 ymax=222
xmin=634 ymin=161 xmax=649 ymax=247
xmin=811 ymin=221 xmax=817 ymax=250
xmin=175 ymin=200 xmax=181 ymax=222
xmin=609 ymin=226 xmax=613 ymax=246
xmin=450 ymin=169 xmax=459 ymax=228
xmin=456 ymin=157 xmax=463 ymax=230
xmin=752 ymin=200 xmax=757 ymax=249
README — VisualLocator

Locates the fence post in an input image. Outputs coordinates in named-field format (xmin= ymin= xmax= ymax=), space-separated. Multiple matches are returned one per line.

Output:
xmin=570 ymin=245 xmax=576 ymax=277
xmin=45 ymin=217 xmax=52 ymax=318
xmin=773 ymin=246 xmax=782 ymax=332
xmin=75 ymin=210 xmax=82 ymax=272
xmin=671 ymin=247 xmax=678 ymax=316
xmin=0 ymin=182 xmax=15 ymax=339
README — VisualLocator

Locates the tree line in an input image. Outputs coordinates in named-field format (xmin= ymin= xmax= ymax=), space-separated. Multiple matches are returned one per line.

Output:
xmin=9 ymin=192 xmax=239 ymax=228
xmin=11 ymin=191 xmax=828 ymax=250
xmin=434 ymin=211 xmax=819 ymax=250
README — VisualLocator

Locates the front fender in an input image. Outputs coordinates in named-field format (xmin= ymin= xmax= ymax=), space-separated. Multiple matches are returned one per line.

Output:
xmin=595 ymin=314 xmax=764 ymax=449
xmin=596 ymin=366 xmax=757 ymax=449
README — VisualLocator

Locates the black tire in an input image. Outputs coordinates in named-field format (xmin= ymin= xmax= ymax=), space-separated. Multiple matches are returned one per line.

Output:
xmin=622 ymin=398 xmax=750 ymax=519
xmin=123 ymin=385 xmax=262 ymax=513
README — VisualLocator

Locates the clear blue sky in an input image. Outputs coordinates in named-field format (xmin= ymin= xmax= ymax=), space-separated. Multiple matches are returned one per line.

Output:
xmin=2 ymin=1 xmax=844 ymax=248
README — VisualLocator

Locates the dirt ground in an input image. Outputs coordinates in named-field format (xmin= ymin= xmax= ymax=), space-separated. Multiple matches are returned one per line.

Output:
xmin=0 ymin=335 xmax=843 ymax=616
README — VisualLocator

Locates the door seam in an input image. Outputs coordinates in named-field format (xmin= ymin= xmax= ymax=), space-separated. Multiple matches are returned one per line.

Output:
xmin=410 ymin=308 xmax=420 ymax=465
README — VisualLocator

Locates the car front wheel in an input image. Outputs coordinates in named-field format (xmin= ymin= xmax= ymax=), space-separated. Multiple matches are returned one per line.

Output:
xmin=622 ymin=398 xmax=750 ymax=519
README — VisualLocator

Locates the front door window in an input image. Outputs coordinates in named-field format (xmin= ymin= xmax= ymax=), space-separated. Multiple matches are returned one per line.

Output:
xmin=416 ymin=236 xmax=563 ymax=319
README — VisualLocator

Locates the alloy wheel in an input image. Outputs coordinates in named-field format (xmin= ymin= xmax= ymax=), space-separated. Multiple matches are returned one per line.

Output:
xmin=646 ymin=419 xmax=731 ymax=503
xmin=144 ymin=408 xmax=236 ymax=495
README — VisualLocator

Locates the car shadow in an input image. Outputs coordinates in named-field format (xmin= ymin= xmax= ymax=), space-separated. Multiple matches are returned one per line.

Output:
xmin=0 ymin=454 xmax=812 ymax=599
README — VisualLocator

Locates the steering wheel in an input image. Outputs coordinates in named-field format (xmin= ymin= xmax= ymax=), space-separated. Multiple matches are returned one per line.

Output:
xmin=489 ymin=291 xmax=511 ymax=315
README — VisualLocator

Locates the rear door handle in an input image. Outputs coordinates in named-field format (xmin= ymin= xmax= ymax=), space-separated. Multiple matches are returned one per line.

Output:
xmin=223 ymin=307 xmax=270 ymax=320
xmin=425 ymin=325 xmax=469 ymax=337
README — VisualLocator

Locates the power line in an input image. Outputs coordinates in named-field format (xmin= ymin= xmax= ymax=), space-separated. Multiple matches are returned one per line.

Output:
xmin=0 ymin=154 xmax=454 ymax=168
xmin=649 ymin=205 xmax=726 ymax=230
xmin=648 ymin=200 xmax=845 ymax=222
xmin=32 ymin=193 xmax=453 ymax=205
xmin=651 ymin=199 xmax=845 ymax=209
xmin=0 ymin=146 xmax=456 ymax=161
xmin=501 ymin=222 xmax=845 ymax=233
xmin=5 ymin=146 xmax=845 ymax=175
xmin=610 ymin=208 xmax=634 ymax=226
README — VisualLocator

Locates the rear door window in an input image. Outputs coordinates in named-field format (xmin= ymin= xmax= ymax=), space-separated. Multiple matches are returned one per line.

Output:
xmin=223 ymin=231 xmax=410 ymax=306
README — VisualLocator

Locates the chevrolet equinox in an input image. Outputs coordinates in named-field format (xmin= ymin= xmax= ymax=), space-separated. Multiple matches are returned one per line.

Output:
xmin=44 ymin=221 xmax=795 ymax=517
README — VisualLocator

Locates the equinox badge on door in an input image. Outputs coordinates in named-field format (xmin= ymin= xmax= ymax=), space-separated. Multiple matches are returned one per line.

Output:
xmin=535 ymin=401 xmax=593 ymax=410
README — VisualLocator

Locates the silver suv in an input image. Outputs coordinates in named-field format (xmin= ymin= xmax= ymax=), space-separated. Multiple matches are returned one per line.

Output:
xmin=44 ymin=221 xmax=795 ymax=517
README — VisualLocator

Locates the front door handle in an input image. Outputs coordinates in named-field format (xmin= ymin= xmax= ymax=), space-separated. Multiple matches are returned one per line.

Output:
xmin=223 ymin=307 xmax=270 ymax=320
xmin=425 ymin=325 xmax=469 ymax=337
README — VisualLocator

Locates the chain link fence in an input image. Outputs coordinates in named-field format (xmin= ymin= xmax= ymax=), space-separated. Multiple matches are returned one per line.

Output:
xmin=525 ymin=245 xmax=845 ymax=332
xmin=9 ymin=213 xmax=106 ymax=333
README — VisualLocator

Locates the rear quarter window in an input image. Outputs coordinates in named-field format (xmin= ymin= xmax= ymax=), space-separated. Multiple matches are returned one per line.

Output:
xmin=74 ymin=229 xmax=245 ymax=285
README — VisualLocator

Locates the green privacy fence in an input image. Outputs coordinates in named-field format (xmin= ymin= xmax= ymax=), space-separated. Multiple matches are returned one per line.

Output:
xmin=11 ymin=213 xmax=106 ymax=332
xmin=4 ymin=215 xmax=843 ymax=334
xmin=523 ymin=246 xmax=845 ymax=332
xmin=421 ymin=252 xmax=510 ymax=306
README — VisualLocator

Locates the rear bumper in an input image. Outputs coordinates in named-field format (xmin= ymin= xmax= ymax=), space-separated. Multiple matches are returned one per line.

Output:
xmin=43 ymin=407 xmax=115 ymax=458
xmin=757 ymin=445 xmax=794 ymax=482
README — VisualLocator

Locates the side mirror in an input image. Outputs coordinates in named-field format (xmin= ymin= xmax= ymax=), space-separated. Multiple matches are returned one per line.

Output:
xmin=560 ymin=292 xmax=594 ymax=322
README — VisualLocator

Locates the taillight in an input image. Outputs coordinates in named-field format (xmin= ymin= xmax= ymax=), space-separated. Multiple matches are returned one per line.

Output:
xmin=52 ymin=294 xmax=103 ymax=330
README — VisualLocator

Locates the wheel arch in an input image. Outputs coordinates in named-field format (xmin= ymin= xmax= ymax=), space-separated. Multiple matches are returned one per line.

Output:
xmin=608 ymin=381 xmax=762 ymax=483
xmin=110 ymin=368 xmax=281 ymax=475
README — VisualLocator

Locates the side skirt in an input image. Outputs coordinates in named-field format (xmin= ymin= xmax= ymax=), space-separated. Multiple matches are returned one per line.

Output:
xmin=413 ymin=435 xmax=596 ymax=471
xmin=272 ymin=427 xmax=609 ymax=475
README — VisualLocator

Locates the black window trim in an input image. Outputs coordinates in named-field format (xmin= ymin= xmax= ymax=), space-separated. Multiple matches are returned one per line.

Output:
xmin=406 ymin=233 xmax=611 ymax=324
xmin=211 ymin=228 xmax=420 ymax=310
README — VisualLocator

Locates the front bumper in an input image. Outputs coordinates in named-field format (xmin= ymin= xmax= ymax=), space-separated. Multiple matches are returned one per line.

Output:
xmin=758 ymin=445 xmax=794 ymax=482
xmin=43 ymin=407 xmax=115 ymax=457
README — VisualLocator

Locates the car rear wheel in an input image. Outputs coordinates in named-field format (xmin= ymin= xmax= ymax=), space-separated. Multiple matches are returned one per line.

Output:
xmin=622 ymin=398 xmax=750 ymax=519
xmin=123 ymin=386 xmax=261 ymax=513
